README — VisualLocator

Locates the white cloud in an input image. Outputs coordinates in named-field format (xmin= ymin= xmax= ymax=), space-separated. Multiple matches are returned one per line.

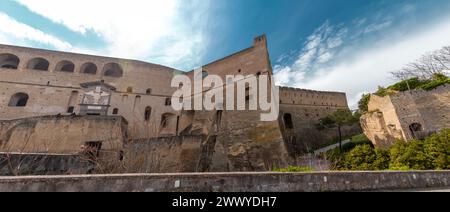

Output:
xmin=364 ymin=20 xmax=392 ymax=34
xmin=0 ymin=13 xmax=72 ymax=50
xmin=274 ymin=21 xmax=348 ymax=89
xmin=276 ymin=16 xmax=450 ymax=109
xmin=13 ymin=0 xmax=211 ymax=70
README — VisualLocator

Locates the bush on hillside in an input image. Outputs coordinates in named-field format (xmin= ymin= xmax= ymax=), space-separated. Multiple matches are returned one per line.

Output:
xmin=329 ymin=129 xmax=450 ymax=171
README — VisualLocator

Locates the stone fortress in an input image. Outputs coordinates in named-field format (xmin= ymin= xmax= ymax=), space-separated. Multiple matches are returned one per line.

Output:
xmin=361 ymin=85 xmax=450 ymax=147
xmin=0 ymin=35 xmax=357 ymax=173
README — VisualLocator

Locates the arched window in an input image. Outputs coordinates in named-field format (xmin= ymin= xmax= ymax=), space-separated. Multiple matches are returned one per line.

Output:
xmin=112 ymin=108 xmax=119 ymax=115
xmin=0 ymin=53 xmax=20 ymax=69
xmin=27 ymin=58 xmax=49 ymax=71
xmin=165 ymin=98 xmax=172 ymax=106
xmin=8 ymin=93 xmax=29 ymax=107
xmin=146 ymin=88 xmax=152 ymax=95
xmin=55 ymin=60 xmax=75 ymax=72
xmin=283 ymin=113 xmax=294 ymax=129
xmin=80 ymin=62 xmax=97 ymax=75
xmin=103 ymin=62 xmax=123 ymax=78
xmin=144 ymin=106 xmax=152 ymax=121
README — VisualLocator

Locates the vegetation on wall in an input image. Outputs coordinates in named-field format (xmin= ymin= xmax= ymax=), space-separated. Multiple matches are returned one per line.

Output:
xmin=328 ymin=129 xmax=450 ymax=171
xmin=356 ymin=73 xmax=449 ymax=114
xmin=376 ymin=73 xmax=450 ymax=97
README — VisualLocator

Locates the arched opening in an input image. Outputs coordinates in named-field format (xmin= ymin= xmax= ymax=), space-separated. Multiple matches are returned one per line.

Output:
xmin=146 ymin=88 xmax=152 ymax=95
xmin=8 ymin=93 xmax=29 ymax=107
xmin=409 ymin=123 xmax=422 ymax=132
xmin=0 ymin=53 xmax=20 ymax=69
xmin=103 ymin=63 xmax=123 ymax=78
xmin=112 ymin=108 xmax=119 ymax=115
xmin=55 ymin=60 xmax=75 ymax=72
xmin=67 ymin=90 xmax=79 ymax=113
xmin=283 ymin=113 xmax=294 ymax=129
xmin=409 ymin=123 xmax=423 ymax=139
xmin=144 ymin=106 xmax=152 ymax=121
xmin=161 ymin=113 xmax=175 ymax=128
xmin=80 ymin=62 xmax=97 ymax=75
xmin=27 ymin=58 xmax=49 ymax=71
xmin=67 ymin=106 xmax=75 ymax=113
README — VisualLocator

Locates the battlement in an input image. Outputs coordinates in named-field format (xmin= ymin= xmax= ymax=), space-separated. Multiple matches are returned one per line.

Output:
xmin=279 ymin=86 xmax=348 ymax=108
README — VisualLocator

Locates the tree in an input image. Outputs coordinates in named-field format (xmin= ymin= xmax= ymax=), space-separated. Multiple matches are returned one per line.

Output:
xmin=318 ymin=109 xmax=359 ymax=152
xmin=358 ymin=93 xmax=371 ymax=113
xmin=391 ymin=46 xmax=450 ymax=80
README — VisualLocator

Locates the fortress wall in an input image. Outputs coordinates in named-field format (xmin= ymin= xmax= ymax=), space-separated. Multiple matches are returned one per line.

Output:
xmin=0 ymin=44 xmax=182 ymax=138
xmin=362 ymin=95 xmax=404 ymax=147
xmin=279 ymin=103 xmax=360 ymax=154
xmin=125 ymin=136 xmax=204 ymax=173
xmin=0 ymin=44 xmax=178 ymax=95
xmin=1 ymin=36 xmax=355 ymax=165
xmin=390 ymin=85 xmax=450 ymax=134
xmin=362 ymin=85 xmax=450 ymax=147
xmin=196 ymin=36 xmax=290 ymax=171
xmin=279 ymin=87 xmax=348 ymax=108
xmin=0 ymin=115 xmax=127 ymax=155
xmin=278 ymin=88 xmax=359 ymax=154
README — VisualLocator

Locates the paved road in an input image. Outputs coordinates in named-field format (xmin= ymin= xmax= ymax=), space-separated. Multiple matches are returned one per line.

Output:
xmin=314 ymin=140 xmax=351 ymax=155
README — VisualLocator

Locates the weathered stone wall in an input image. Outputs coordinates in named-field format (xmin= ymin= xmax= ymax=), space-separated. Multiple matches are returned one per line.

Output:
xmin=0 ymin=153 xmax=94 ymax=176
xmin=391 ymin=85 xmax=450 ymax=139
xmin=0 ymin=115 xmax=127 ymax=155
xmin=0 ymin=171 xmax=448 ymax=192
xmin=361 ymin=85 xmax=450 ymax=147
xmin=1 ymin=36 xmax=355 ymax=170
xmin=125 ymin=132 xmax=290 ymax=173
xmin=124 ymin=136 xmax=204 ymax=173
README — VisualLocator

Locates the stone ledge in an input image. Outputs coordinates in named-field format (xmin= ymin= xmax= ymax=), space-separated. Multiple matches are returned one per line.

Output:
xmin=0 ymin=171 xmax=448 ymax=192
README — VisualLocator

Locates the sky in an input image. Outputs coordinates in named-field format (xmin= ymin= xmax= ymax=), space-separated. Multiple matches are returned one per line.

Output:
xmin=1 ymin=0 xmax=450 ymax=108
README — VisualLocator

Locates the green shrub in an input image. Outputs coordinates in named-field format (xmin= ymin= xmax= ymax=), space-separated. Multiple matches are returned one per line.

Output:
xmin=422 ymin=129 xmax=450 ymax=169
xmin=374 ymin=86 xmax=394 ymax=97
xmin=331 ymin=129 xmax=450 ymax=171
xmin=388 ymin=77 xmax=426 ymax=92
xmin=389 ymin=140 xmax=430 ymax=170
xmin=389 ymin=129 xmax=450 ymax=170
xmin=362 ymin=74 xmax=449 ymax=105
xmin=338 ymin=145 xmax=390 ymax=171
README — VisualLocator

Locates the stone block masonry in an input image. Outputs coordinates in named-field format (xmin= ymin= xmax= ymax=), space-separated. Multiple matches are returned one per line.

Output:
xmin=0 ymin=171 xmax=448 ymax=192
